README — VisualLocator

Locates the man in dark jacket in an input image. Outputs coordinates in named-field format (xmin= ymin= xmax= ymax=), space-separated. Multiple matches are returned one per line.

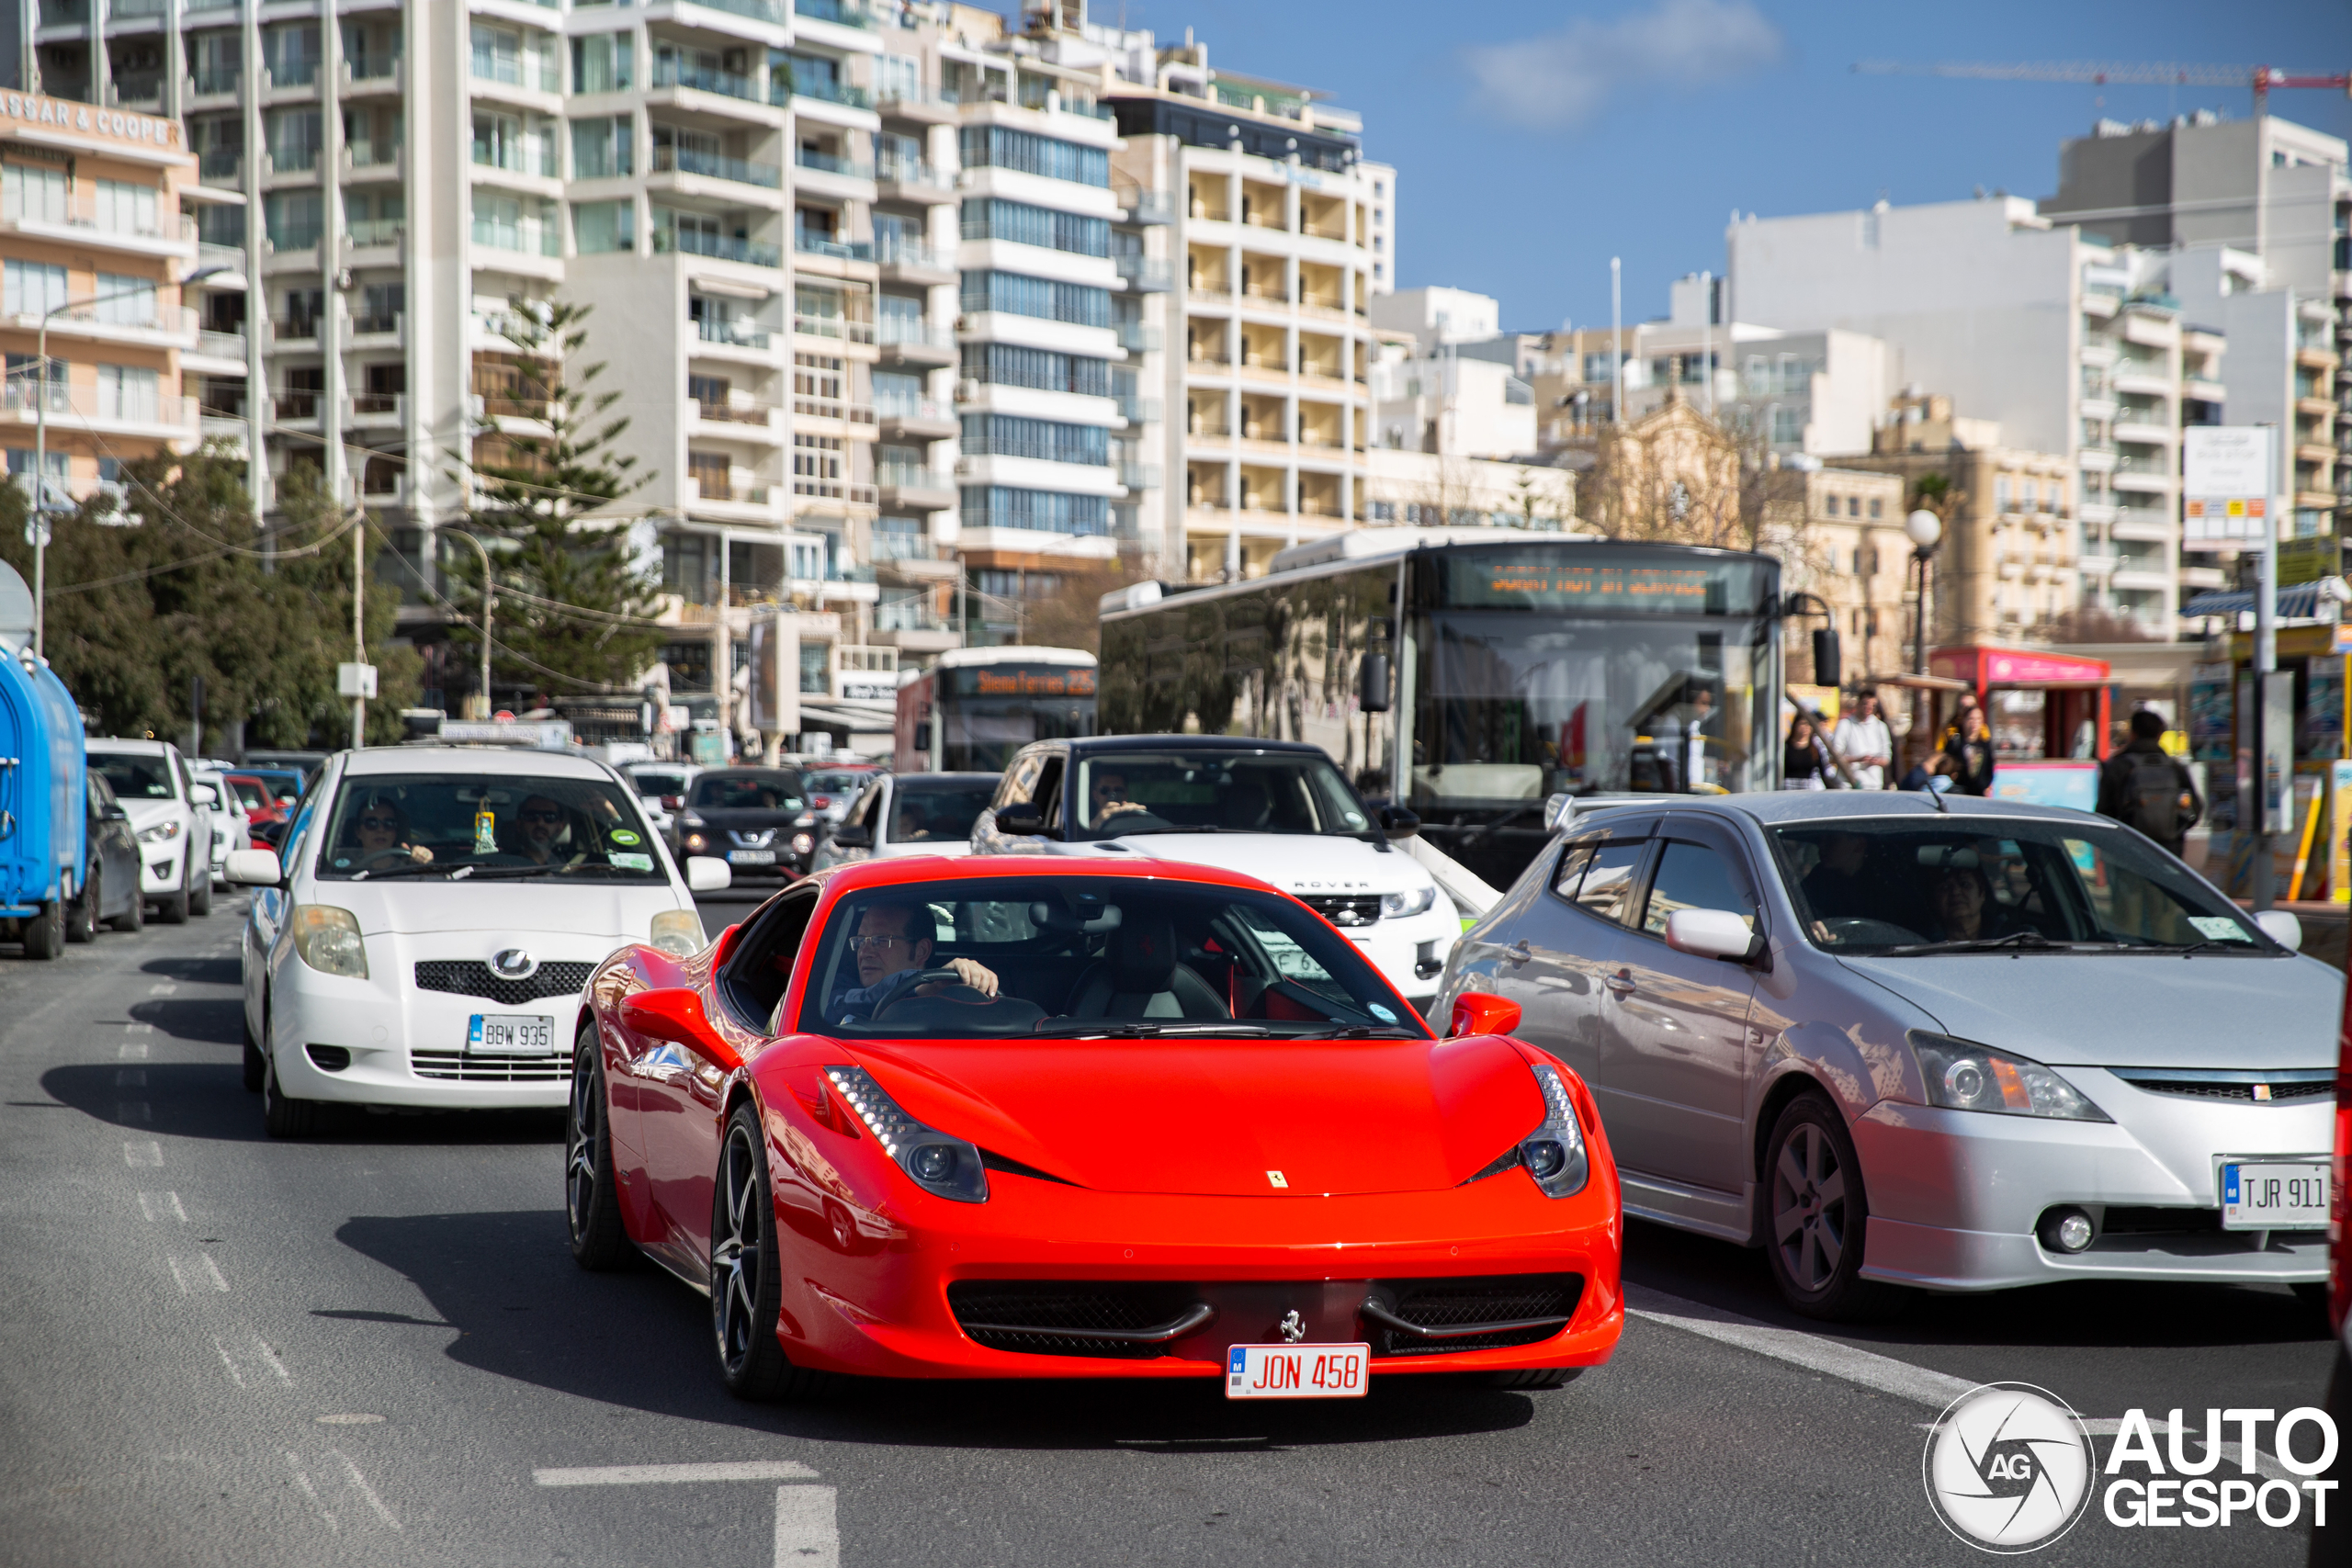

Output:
xmin=2097 ymin=709 xmax=2202 ymax=857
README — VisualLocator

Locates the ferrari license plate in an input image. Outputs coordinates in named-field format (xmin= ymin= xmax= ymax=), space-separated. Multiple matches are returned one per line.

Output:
xmin=1226 ymin=1343 xmax=1369 ymax=1400
xmin=728 ymin=849 xmax=776 ymax=865
xmin=468 ymin=1014 xmax=555 ymax=1055
xmin=2222 ymin=1161 xmax=2330 ymax=1230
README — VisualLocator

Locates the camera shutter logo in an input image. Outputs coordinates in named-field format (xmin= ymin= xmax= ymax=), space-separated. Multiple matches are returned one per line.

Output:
xmin=1922 ymin=1382 xmax=2095 ymax=1552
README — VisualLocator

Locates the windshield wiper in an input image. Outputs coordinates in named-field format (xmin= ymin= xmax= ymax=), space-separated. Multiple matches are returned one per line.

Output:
xmin=1102 ymin=825 xmax=1250 ymax=837
xmin=347 ymin=862 xmax=457 ymax=881
xmin=2129 ymin=940 xmax=2271 ymax=956
xmin=1881 ymin=931 xmax=2075 ymax=954
xmin=447 ymin=863 xmax=563 ymax=882
xmin=1291 ymin=1023 xmax=1424 ymax=1039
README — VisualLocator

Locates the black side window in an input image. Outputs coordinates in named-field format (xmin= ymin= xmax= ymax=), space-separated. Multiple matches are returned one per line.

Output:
xmin=847 ymin=784 xmax=879 ymax=829
xmin=1035 ymin=756 xmax=1066 ymax=832
xmin=1551 ymin=842 xmax=1597 ymax=897
xmin=1563 ymin=840 xmax=1649 ymax=928
xmin=1639 ymin=840 xmax=1760 ymax=938
xmin=718 ymin=887 xmax=819 ymax=1032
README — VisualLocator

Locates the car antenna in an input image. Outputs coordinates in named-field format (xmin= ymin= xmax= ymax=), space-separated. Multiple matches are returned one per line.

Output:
xmin=1923 ymin=783 xmax=1949 ymax=813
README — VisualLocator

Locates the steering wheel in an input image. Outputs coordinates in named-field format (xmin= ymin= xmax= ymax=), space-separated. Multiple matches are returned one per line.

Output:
xmin=872 ymin=968 xmax=1000 ymax=1023
xmin=351 ymin=846 xmax=418 ymax=868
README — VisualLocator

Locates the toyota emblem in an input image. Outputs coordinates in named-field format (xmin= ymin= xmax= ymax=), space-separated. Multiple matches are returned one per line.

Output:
xmin=490 ymin=948 xmax=537 ymax=980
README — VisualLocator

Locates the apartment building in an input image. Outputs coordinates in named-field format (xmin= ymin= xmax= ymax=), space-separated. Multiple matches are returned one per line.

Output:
xmin=1848 ymin=390 xmax=2082 ymax=649
xmin=2045 ymin=111 xmax=2348 ymax=537
xmin=1753 ymin=462 xmax=1906 ymax=682
xmin=0 ymin=93 xmax=206 ymax=508
xmin=1726 ymin=194 xmax=2224 ymax=633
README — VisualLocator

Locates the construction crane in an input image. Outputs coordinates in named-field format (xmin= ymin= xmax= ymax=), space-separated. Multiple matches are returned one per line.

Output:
xmin=1852 ymin=61 xmax=2350 ymax=115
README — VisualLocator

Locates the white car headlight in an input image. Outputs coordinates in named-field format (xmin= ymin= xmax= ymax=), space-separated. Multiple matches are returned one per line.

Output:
xmin=650 ymin=909 xmax=706 ymax=956
xmin=1909 ymin=1033 xmax=2110 ymax=1122
xmin=1380 ymin=886 xmax=1439 ymax=919
xmin=139 ymin=819 xmax=183 ymax=844
xmin=289 ymin=905 xmax=368 ymax=979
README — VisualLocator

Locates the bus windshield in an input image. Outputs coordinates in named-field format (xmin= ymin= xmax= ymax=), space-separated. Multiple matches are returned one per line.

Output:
xmin=1408 ymin=549 xmax=1775 ymax=806
xmin=938 ymin=660 xmax=1096 ymax=773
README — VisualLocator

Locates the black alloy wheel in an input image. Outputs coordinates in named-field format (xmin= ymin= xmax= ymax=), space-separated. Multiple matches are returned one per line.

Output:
xmin=157 ymin=858 xmax=190 ymax=925
xmin=261 ymin=1050 xmax=320 ymax=1138
xmin=1763 ymin=1093 xmax=1905 ymax=1322
xmin=565 ymin=1024 xmax=632 ymax=1269
xmin=22 ymin=898 xmax=62 ymax=960
xmin=710 ymin=1103 xmax=827 ymax=1401
xmin=110 ymin=875 xmax=142 ymax=932
xmin=242 ymin=1006 xmax=266 ymax=1092
xmin=66 ymin=869 xmax=98 ymax=945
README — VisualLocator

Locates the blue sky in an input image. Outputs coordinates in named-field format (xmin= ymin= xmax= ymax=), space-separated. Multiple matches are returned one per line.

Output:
xmin=1043 ymin=0 xmax=2352 ymax=331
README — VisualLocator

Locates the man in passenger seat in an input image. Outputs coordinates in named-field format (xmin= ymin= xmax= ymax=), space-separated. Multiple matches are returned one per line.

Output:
xmin=828 ymin=901 xmax=999 ymax=1023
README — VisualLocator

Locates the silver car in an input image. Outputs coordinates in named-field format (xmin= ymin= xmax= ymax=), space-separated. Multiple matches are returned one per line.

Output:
xmin=811 ymin=772 xmax=1000 ymax=871
xmin=1434 ymin=792 xmax=2340 ymax=1319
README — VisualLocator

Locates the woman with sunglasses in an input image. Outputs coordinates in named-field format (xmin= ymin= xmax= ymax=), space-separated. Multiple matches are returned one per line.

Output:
xmin=351 ymin=796 xmax=432 ymax=867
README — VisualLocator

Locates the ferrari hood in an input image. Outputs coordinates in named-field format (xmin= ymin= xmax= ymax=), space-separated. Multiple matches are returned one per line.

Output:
xmin=855 ymin=1033 xmax=1542 ymax=1197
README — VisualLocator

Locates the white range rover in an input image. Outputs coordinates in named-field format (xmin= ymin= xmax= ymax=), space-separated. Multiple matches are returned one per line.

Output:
xmin=970 ymin=737 xmax=1459 ymax=1014
xmin=229 ymin=745 xmax=729 ymax=1136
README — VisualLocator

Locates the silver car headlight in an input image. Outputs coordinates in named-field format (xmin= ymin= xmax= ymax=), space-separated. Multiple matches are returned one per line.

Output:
xmin=1909 ymin=1032 xmax=2110 ymax=1122
xmin=1464 ymin=1062 xmax=1590 ymax=1198
xmin=825 ymin=1065 xmax=988 ymax=1202
xmin=1381 ymin=886 xmax=1439 ymax=919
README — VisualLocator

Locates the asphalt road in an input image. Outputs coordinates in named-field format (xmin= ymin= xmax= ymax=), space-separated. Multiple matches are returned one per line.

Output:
xmin=0 ymin=886 xmax=2331 ymax=1567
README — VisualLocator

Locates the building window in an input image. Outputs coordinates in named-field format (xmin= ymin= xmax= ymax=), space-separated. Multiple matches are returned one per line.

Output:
xmin=959 ymin=342 xmax=1110 ymax=397
xmin=687 ymin=450 xmax=730 ymax=501
xmin=1368 ymin=500 xmax=1396 ymax=522
xmin=572 ymin=198 xmax=633 ymax=254
xmin=958 ymin=413 xmax=1107 ymax=467
xmin=958 ymin=270 xmax=1112 ymax=328
xmin=571 ymin=32 xmax=633 ymax=92
xmin=92 ymin=273 xmax=154 ymax=326
xmin=95 ymin=364 xmax=156 ymax=423
xmin=957 ymin=126 xmax=1108 ymax=187
xmin=1868 ymin=497 xmax=1883 ymax=519
xmin=959 ymin=485 xmax=1109 ymax=536
xmin=93 ymin=179 xmax=157 ymax=237
xmin=263 ymin=190 xmax=322 ymax=251
xmin=957 ymin=197 xmax=1110 ymax=257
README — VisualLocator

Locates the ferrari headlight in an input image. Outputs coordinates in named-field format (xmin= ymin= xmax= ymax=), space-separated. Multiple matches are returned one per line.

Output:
xmin=824 ymin=1065 xmax=988 ymax=1203
xmin=140 ymin=819 xmax=183 ymax=844
xmin=1909 ymin=1033 xmax=2109 ymax=1121
xmin=289 ymin=905 xmax=368 ymax=979
xmin=1381 ymin=886 xmax=1438 ymax=919
xmin=1465 ymin=1062 xmax=1589 ymax=1199
xmin=649 ymin=909 xmax=706 ymax=957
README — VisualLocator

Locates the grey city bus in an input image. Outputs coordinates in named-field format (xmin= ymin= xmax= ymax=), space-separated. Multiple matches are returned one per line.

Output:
xmin=1098 ymin=531 xmax=1788 ymax=887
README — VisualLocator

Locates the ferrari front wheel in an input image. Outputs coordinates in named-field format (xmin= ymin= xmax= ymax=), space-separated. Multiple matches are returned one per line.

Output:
xmin=711 ymin=1103 xmax=826 ymax=1401
xmin=565 ymin=1025 xmax=633 ymax=1270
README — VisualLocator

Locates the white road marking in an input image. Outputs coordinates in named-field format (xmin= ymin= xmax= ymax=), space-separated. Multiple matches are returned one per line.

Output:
xmin=136 ymin=1191 xmax=188 ymax=1223
xmin=316 ymin=1415 xmax=383 ymax=1425
xmin=212 ymin=1337 xmax=244 ymax=1387
xmin=118 ymin=1042 xmax=147 ymax=1061
xmin=150 ymin=984 xmax=177 ymax=996
xmin=1625 ymin=1284 xmax=1977 ymax=1409
xmin=534 ymin=1461 xmax=820 ymax=1487
xmin=252 ymin=1335 xmax=290 ymax=1382
xmin=773 ymin=1485 xmax=838 ymax=1568
xmin=199 ymin=1254 xmax=230 ymax=1292
xmin=123 ymin=1141 xmax=162 ymax=1167
xmin=331 ymin=1450 xmax=399 ymax=1529
xmin=116 ymin=1068 xmax=145 ymax=1087
xmin=117 ymin=1101 xmax=151 ymax=1123
xmin=125 ymin=1022 xmax=153 ymax=1035
xmin=168 ymin=1257 xmax=193 ymax=1294
xmin=285 ymin=1453 xmax=338 ymax=1530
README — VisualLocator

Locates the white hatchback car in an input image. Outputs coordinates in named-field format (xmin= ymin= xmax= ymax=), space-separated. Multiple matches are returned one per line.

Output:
xmin=192 ymin=765 xmax=251 ymax=885
xmin=229 ymin=746 xmax=729 ymax=1136
xmin=87 ymin=739 xmax=216 ymax=923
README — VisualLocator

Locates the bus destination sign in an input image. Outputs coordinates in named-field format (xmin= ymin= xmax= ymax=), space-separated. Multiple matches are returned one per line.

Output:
xmin=963 ymin=666 xmax=1098 ymax=697
xmin=1452 ymin=560 xmax=1726 ymax=613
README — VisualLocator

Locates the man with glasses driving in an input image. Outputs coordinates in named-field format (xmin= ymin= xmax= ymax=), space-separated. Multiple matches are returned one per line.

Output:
xmin=827 ymin=901 xmax=998 ymax=1024
xmin=513 ymin=794 xmax=580 ymax=867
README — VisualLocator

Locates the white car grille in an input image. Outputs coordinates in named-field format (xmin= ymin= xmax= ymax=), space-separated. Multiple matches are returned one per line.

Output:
xmin=411 ymin=1049 xmax=572 ymax=1084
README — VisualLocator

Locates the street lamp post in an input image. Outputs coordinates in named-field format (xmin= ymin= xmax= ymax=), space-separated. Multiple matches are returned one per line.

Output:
xmin=1904 ymin=507 xmax=1944 ymax=770
xmin=28 ymin=264 xmax=230 ymax=657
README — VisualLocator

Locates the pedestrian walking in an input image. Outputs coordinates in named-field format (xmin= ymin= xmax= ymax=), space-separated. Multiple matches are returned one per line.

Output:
xmin=1782 ymin=714 xmax=1831 ymax=790
xmin=1831 ymin=690 xmax=1894 ymax=791
xmin=2097 ymin=709 xmax=2201 ymax=858
xmin=1939 ymin=705 xmax=1996 ymax=796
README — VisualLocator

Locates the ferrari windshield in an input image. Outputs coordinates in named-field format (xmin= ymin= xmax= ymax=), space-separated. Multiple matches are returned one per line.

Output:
xmin=1069 ymin=752 xmax=1373 ymax=840
xmin=311 ymin=773 xmax=664 ymax=883
xmin=797 ymin=877 xmax=1426 ymax=1038
xmin=1770 ymin=818 xmax=2282 ymax=955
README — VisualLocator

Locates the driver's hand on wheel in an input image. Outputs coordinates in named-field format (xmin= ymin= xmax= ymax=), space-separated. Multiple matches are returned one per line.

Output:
xmin=945 ymin=957 xmax=998 ymax=997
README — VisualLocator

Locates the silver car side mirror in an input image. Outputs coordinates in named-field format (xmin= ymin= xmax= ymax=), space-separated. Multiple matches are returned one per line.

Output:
xmin=2254 ymin=909 xmax=2303 ymax=953
xmin=1664 ymin=908 xmax=1759 ymax=962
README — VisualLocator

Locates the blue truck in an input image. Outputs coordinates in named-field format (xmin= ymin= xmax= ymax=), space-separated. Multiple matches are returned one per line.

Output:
xmin=0 ymin=619 xmax=87 ymax=959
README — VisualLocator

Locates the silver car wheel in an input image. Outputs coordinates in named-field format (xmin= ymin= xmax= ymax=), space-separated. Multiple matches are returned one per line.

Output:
xmin=1771 ymin=1120 xmax=1848 ymax=1292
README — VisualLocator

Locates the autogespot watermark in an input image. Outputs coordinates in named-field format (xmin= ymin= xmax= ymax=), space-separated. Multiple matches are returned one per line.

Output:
xmin=1923 ymin=1382 xmax=2341 ymax=1553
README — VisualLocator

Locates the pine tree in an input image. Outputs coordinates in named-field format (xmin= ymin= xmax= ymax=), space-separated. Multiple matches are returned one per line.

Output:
xmin=448 ymin=296 xmax=664 ymax=701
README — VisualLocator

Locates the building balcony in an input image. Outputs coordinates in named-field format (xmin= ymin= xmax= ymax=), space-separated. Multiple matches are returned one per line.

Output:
xmin=876 ymin=242 xmax=956 ymax=286
xmin=1117 ymin=394 xmax=1161 ymax=426
xmin=22 ymin=303 xmax=198 ymax=354
xmin=351 ymin=311 xmax=404 ymax=344
xmin=650 ymin=59 xmax=766 ymax=107
xmin=1119 ymin=321 xmax=1162 ymax=355
xmin=795 ymin=146 xmax=876 ymax=186
xmin=689 ymin=397 xmax=785 ymax=439
xmin=2184 ymin=378 xmax=2227 ymax=403
xmin=2112 ymin=421 xmax=2175 ymax=446
xmin=2076 ymin=448 xmax=2117 ymax=473
xmin=876 ymin=158 xmax=956 ymax=203
xmin=0 ymin=192 xmax=197 ymax=259
xmin=653 ymin=144 xmax=783 ymax=189
xmin=348 ymin=391 xmax=404 ymax=427
xmin=1116 ymin=254 xmax=1172 ymax=292
xmin=790 ymin=475 xmax=879 ymax=510
xmin=793 ymin=311 xmax=875 ymax=345
xmin=876 ymin=321 xmax=956 ymax=366
xmin=784 ymin=76 xmax=873 ymax=113
xmin=1116 ymin=186 xmax=1174 ymax=226
xmin=794 ymin=231 xmax=873 ymax=263
xmin=655 ymin=227 xmax=782 ymax=268
xmin=876 ymin=464 xmax=956 ymax=510
xmin=2112 ymin=468 xmax=2174 ymax=494
xmin=876 ymin=84 xmax=960 ymax=125
xmin=877 ymin=399 xmax=956 ymax=441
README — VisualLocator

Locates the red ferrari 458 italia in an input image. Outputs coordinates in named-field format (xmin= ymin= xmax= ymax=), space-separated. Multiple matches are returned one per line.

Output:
xmin=566 ymin=855 xmax=1623 ymax=1399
